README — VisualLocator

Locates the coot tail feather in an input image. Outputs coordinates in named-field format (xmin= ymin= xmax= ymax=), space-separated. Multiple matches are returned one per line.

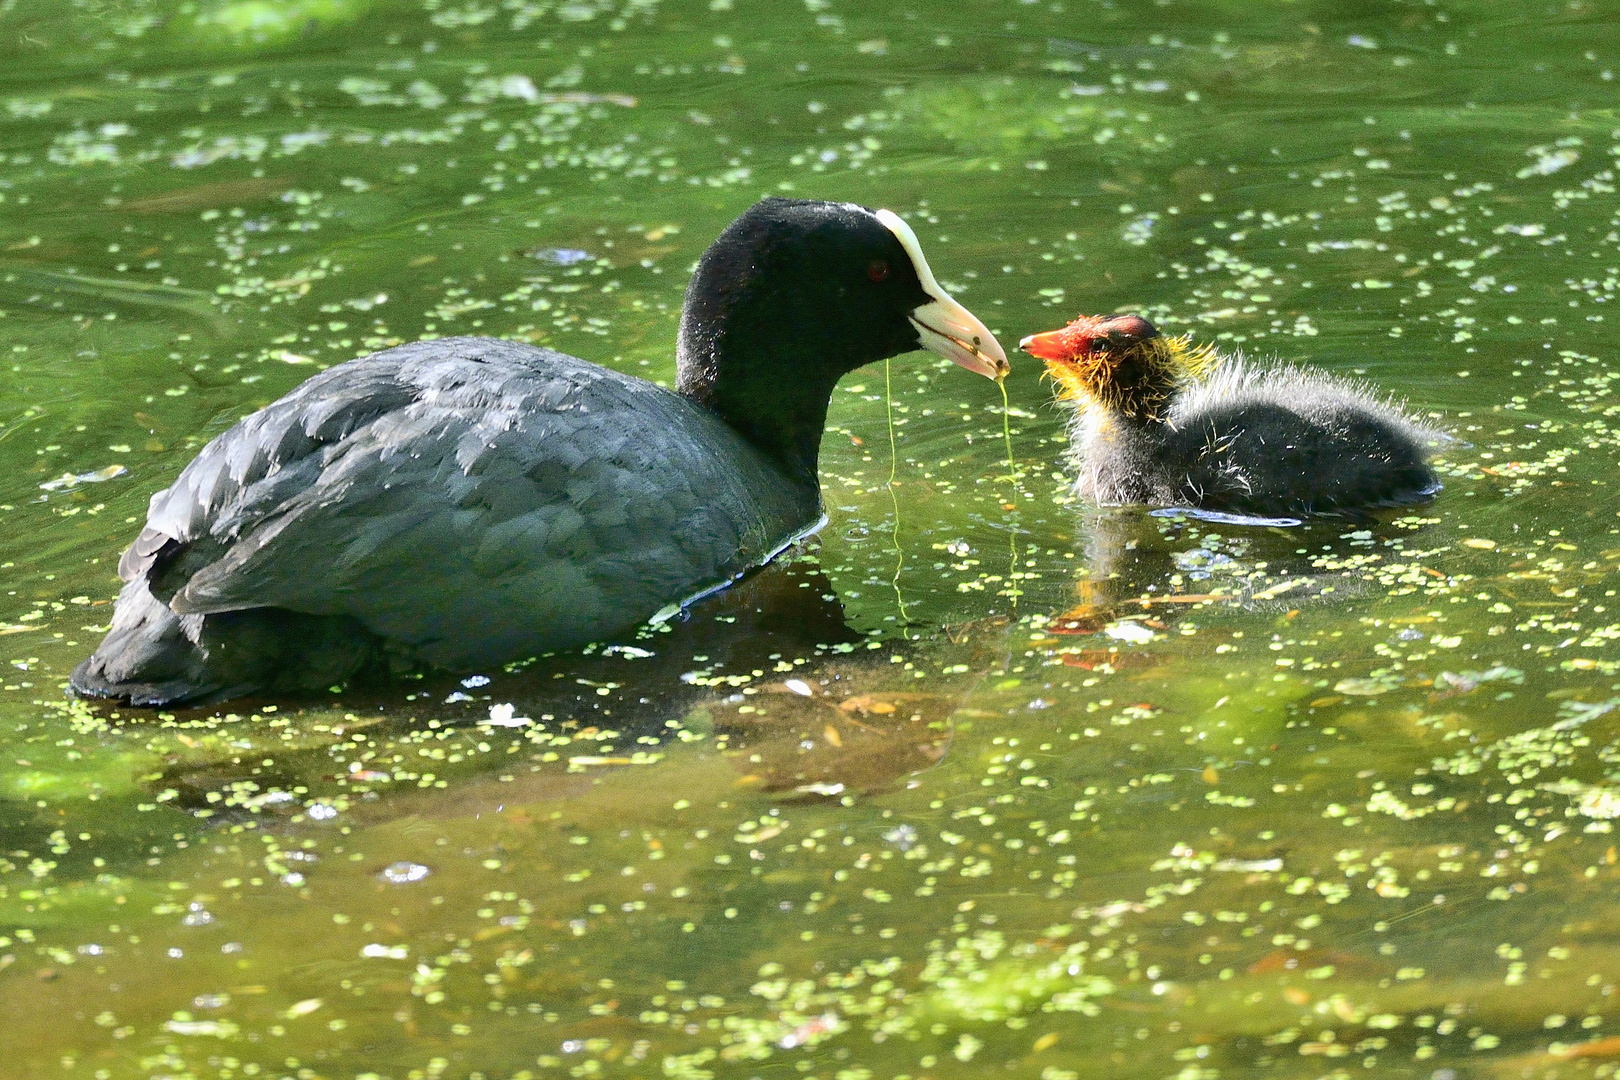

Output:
xmin=71 ymin=579 xmax=386 ymax=707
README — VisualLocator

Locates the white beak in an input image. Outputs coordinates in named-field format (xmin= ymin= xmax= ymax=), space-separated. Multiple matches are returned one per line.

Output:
xmin=875 ymin=208 xmax=1010 ymax=380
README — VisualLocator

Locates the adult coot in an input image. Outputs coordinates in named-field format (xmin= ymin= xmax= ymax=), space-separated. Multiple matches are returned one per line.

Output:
xmin=1020 ymin=313 xmax=1445 ymax=517
xmin=74 ymin=198 xmax=1009 ymax=705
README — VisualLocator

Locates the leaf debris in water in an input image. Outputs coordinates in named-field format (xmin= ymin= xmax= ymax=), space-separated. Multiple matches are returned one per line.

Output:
xmin=38 ymin=464 xmax=126 ymax=491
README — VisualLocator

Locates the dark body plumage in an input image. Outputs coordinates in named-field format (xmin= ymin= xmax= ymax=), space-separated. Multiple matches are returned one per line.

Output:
xmin=1071 ymin=362 xmax=1446 ymax=516
xmin=73 ymin=198 xmax=1007 ymax=705
xmin=74 ymin=341 xmax=814 ymax=704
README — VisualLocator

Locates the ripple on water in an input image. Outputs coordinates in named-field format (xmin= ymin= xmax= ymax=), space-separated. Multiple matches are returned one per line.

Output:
xmin=378 ymin=861 xmax=431 ymax=884
xmin=1150 ymin=506 xmax=1304 ymax=527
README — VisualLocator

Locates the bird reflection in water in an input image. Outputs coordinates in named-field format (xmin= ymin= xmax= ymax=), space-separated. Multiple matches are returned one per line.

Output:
xmin=139 ymin=551 xmax=968 ymax=820
xmin=1040 ymin=507 xmax=1412 ymax=671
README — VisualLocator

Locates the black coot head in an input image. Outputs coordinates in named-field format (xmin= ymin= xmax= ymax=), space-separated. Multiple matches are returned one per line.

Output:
xmin=676 ymin=197 xmax=1006 ymax=484
xmin=679 ymin=197 xmax=1006 ymax=392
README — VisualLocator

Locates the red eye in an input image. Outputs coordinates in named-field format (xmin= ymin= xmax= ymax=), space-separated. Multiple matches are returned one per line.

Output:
xmin=867 ymin=259 xmax=890 ymax=283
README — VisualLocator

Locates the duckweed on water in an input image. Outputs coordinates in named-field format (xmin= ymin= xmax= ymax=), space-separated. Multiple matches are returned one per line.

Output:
xmin=5 ymin=1 xmax=1620 ymax=1077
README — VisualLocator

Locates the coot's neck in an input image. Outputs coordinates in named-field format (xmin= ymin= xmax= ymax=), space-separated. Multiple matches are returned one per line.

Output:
xmin=676 ymin=308 xmax=844 ymax=492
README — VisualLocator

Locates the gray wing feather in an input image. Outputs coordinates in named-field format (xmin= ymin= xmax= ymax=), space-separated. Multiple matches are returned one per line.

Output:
xmin=126 ymin=337 xmax=812 ymax=668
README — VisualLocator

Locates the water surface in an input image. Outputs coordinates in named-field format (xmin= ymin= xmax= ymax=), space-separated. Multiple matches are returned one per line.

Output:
xmin=3 ymin=1 xmax=1620 ymax=1078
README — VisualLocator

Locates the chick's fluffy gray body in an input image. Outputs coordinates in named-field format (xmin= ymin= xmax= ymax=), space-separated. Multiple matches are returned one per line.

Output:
xmin=1067 ymin=360 xmax=1446 ymax=516
xmin=75 ymin=337 xmax=817 ymax=704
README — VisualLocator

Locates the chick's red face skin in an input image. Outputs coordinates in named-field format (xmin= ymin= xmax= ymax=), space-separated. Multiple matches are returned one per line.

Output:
xmin=1017 ymin=321 xmax=1090 ymax=362
xmin=1018 ymin=314 xmax=1159 ymax=361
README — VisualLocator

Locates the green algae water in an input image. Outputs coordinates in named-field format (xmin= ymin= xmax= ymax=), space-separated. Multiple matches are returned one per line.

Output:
xmin=4 ymin=1 xmax=1620 ymax=1077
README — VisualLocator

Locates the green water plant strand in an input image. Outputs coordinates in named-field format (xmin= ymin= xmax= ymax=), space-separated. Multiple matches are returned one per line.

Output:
xmin=998 ymin=375 xmax=1023 ymax=608
xmin=998 ymin=374 xmax=1019 ymax=486
xmin=885 ymin=358 xmax=912 ymax=629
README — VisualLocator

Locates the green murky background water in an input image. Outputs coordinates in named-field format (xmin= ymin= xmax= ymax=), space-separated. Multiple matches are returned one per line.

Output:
xmin=2 ymin=1 xmax=1620 ymax=1077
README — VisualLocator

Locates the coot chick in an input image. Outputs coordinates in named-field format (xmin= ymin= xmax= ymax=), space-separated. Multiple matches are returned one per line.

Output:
xmin=1020 ymin=314 xmax=1445 ymax=517
xmin=74 ymin=198 xmax=1008 ymax=706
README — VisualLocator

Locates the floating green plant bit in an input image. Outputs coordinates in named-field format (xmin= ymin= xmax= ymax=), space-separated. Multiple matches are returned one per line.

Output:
xmin=191 ymin=0 xmax=370 ymax=44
